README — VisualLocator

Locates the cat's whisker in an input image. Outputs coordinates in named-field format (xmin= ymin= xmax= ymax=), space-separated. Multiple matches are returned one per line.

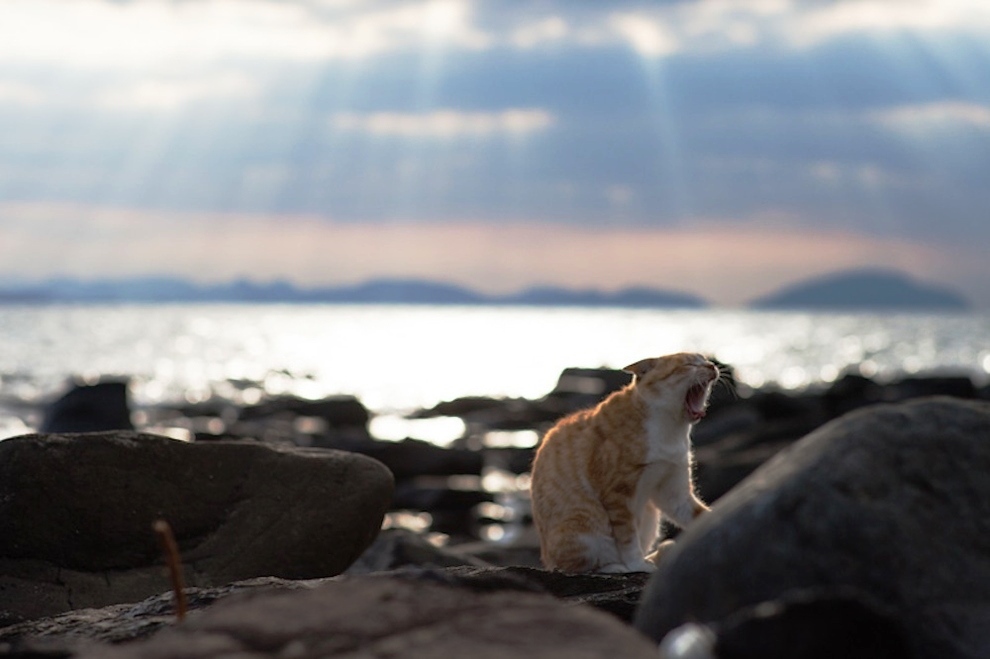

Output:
xmin=714 ymin=373 xmax=739 ymax=400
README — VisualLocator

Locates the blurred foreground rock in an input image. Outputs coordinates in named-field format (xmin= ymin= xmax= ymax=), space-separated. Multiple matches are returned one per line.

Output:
xmin=635 ymin=397 xmax=990 ymax=659
xmin=1 ymin=569 xmax=656 ymax=659
xmin=0 ymin=433 xmax=393 ymax=625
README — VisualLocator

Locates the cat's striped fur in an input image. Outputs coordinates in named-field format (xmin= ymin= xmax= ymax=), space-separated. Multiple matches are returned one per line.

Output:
xmin=529 ymin=352 xmax=717 ymax=573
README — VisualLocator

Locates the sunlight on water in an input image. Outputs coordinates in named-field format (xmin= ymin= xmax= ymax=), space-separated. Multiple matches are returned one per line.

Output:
xmin=0 ymin=305 xmax=988 ymax=419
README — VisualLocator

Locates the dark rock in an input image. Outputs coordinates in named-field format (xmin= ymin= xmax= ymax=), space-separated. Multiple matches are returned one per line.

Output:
xmin=635 ymin=397 xmax=990 ymax=659
xmin=657 ymin=587 xmax=913 ymax=659
xmin=450 ymin=539 xmax=544 ymax=569
xmin=0 ymin=433 xmax=393 ymax=625
xmin=886 ymin=375 xmax=977 ymax=402
xmin=344 ymin=529 xmax=491 ymax=574
xmin=412 ymin=395 xmax=513 ymax=419
xmin=70 ymin=574 xmax=660 ymax=659
xmin=823 ymin=373 xmax=884 ymax=416
xmin=544 ymin=367 xmax=632 ymax=410
xmin=316 ymin=436 xmax=483 ymax=479
xmin=748 ymin=389 xmax=825 ymax=423
xmin=41 ymin=380 xmax=133 ymax=433
xmin=443 ymin=566 xmax=652 ymax=623
xmin=0 ymin=577 xmax=318 ymax=653
xmin=693 ymin=417 xmax=822 ymax=503
xmin=237 ymin=394 xmax=370 ymax=429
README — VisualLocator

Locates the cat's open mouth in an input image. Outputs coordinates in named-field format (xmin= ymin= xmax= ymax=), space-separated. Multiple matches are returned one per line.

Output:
xmin=684 ymin=384 xmax=709 ymax=422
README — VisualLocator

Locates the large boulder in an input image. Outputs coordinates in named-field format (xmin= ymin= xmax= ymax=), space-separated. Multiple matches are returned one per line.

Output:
xmin=634 ymin=397 xmax=990 ymax=659
xmin=0 ymin=432 xmax=393 ymax=625
xmin=72 ymin=574 xmax=660 ymax=659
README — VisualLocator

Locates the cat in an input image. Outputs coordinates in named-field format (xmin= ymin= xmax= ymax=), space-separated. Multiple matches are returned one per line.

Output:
xmin=529 ymin=352 xmax=718 ymax=573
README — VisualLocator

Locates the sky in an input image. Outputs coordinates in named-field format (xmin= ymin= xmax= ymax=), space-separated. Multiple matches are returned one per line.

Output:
xmin=1 ymin=0 xmax=988 ymax=307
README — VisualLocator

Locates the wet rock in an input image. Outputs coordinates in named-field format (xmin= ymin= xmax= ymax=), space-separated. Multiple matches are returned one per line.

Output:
xmin=635 ymin=397 xmax=990 ymax=659
xmin=71 ymin=574 xmax=659 ymax=659
xmin=0 ymin=433 xmax=393 ymax=625
xmin=41 ymin=380 xmax=133 ymax=433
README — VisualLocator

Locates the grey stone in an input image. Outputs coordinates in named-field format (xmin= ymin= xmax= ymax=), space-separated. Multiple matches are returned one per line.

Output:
xmin=0 ymin=432 xmax=393 ymax=624
xmin=72 ymin=574 xmax=660 ymax=659
xmin=635 ymin=396 xmax=990 ymax=659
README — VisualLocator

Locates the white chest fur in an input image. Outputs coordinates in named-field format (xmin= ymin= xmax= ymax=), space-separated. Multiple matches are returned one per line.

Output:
xmin=642 ymin=411 xmax=692 ymax=464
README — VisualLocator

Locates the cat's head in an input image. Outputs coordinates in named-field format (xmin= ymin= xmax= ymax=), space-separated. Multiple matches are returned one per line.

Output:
xmin=622 ymin=352 xmax=719 ymax=423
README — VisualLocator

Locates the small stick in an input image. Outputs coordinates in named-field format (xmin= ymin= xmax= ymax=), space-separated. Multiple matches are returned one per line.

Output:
xmin=152 ymin=519 xmax=188 ymax=621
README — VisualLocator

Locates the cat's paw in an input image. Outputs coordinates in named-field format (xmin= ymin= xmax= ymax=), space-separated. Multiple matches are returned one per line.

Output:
xmin=645 ymin=539 xmax=676 ymax=566
xmin=625 ymin=560 xmax=658 ymax=573
xmin=596 ymin=562 xmax=632 ymax=574
xmin=596 ymin=561 xmax=655 ymax=574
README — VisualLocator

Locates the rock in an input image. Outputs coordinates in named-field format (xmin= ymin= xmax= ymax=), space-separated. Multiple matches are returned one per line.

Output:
xmin=1 ymin=568 xmax=654 ymax=656
xmin=449 ymin=538 xmax=544 ymax=569
xmin=0 ymin=432 xmax=393 ymax=625
xmin=317 ymin=436 xmax=483 ymax=479
xmin=0 ymin=577 xmax=320 ymax=654
xmin=692 ymin=418 xmax=820 ymax=503
xmin=391 ymin=483 xmax=493 ymax=537
xmin=71 ymin=573 xmax=660 ymax=659
xmin=544 ymin=367 xmax=632 ymax=412
xmin=237 ymin=394 xmax=370 ymax=429
xmin=658 ymin=587 xmax=912 ymax=659
xmin=635 ymin=397 xmax=990 ymax=659
xmin=442 ymin=566 xmax=651 ymax=623
xmin=41 ymin=380 xmax=133 ymax=433
xmin=344 ymin=529 xmax=491 ymax=574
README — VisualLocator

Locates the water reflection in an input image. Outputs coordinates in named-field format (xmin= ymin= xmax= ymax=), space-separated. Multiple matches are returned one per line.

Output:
xmin=0 ymin=305 xmax=987 ymax=422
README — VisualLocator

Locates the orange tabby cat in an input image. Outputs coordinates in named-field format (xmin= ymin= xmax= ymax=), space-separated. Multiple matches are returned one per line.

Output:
xmin=529 ymin=352 xmax=718 ymax=573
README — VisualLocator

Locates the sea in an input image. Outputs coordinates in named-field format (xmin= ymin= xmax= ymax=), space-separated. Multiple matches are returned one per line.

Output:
xmin=1 ymin=303 xmax=988 ymax=442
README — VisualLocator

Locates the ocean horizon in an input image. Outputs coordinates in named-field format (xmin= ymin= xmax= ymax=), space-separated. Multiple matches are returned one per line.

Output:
xmin=1 ymin=303 xmax=988 ymax=440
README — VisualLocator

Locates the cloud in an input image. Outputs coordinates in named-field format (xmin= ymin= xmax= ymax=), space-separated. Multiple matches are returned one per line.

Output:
xmin=1 ymin=0 xmax=491 ymax=71
xmin=509 ymin=16 xmax=570 ymax=49
xmin=0 ymin=82 xmax=45 ymax=107
xmin=608 ymin=13 xmax=681 ymax=57
xmin=330 ymin=108 xmax=556 ymax=138
xmin=94 ymin=74 xmax=259 ymax=111
xmin=870 ymin=101 xmax=990 ymax=132
xmin=9 ymin=0 xmax=987 ymax=78
xmin=789 ymin=0 xmax=990 ymax=47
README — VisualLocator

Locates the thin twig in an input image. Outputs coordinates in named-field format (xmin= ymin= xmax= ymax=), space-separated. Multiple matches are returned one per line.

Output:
xmin=152 ymin=519 xmax=188 ymax=621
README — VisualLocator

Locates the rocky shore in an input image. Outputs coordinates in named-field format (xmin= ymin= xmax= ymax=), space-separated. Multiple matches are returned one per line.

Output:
xmin=2 ymin=365 xmax=990 ymax=657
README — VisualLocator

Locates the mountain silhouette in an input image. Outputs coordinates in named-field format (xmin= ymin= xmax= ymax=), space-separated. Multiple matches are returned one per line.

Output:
xmin=750 ymin=269 xmax=970 ymax=311
xmin=0 ymin=277 xmax=705 ymax=308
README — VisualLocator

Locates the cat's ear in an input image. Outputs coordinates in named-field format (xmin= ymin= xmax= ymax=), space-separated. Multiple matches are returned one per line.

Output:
xmin=623 ymin=358 xmax=658 ymax=380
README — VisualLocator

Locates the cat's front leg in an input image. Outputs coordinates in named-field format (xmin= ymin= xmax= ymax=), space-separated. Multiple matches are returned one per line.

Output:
xmin=652 ymin=464 xmax=708 ymax=529
xmin=617 ymin=540 xmax=656 ymax=573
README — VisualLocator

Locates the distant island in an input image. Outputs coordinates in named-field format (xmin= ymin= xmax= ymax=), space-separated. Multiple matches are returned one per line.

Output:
xmin=750 ymin=269 xmax=970 ymax=311
xmin=0 ymin=269 xmax=972 ymax=311
xmin=0 ymin=276 xmax=708 ymax=308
